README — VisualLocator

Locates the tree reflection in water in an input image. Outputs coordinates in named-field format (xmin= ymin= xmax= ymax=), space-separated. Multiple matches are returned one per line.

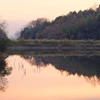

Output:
xmin=22 ymin=55 xmax=100 ymax=86
xmin=0 ymin=54 xmax=12 ymax=92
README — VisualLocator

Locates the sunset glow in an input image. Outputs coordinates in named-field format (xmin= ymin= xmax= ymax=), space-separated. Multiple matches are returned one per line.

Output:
xmin=0 ymin=0 xmax=100 ymax=21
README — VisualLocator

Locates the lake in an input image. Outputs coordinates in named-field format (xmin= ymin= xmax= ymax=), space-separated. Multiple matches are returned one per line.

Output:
xmin=0 ymin=52 xmax=100 ymax=100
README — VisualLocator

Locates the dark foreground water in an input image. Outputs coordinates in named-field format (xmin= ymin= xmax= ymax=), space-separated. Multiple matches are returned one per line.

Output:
xmin=0 ymin=54 xmax=100 ymax=100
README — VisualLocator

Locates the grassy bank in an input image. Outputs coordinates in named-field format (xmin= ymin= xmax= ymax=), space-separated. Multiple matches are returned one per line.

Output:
xmin=10 ymin=39 xmax=100 ymax=46
xmin=7 ymin=39 xmax=100 ymax=51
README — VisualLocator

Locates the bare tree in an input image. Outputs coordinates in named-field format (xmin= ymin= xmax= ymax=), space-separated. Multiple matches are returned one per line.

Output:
xmin=0 ymin=18 xmax=7 ymax=38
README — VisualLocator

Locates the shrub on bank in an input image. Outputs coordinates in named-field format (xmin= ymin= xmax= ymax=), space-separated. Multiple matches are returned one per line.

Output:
xmin=0 ymin=38 xmax=11 ymax=52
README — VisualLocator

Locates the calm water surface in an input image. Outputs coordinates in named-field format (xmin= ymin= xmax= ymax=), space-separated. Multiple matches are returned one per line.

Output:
xmin=0 ymin=55 xmax=100 ymax=100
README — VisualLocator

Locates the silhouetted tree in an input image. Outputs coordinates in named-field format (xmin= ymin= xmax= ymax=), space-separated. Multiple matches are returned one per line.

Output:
xmin=18 ymin=5 xmax=100 ymax=40
xmin=18 ymin=18 xmax=50 ymax=39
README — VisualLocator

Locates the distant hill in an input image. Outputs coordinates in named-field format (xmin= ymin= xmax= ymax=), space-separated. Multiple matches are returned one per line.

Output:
xmin=18 ymin=5 xmax=100 ymax=40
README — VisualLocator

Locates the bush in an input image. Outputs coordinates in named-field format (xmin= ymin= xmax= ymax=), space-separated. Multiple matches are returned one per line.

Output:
xmin=0 ymin=38 xmax=10 ymax=52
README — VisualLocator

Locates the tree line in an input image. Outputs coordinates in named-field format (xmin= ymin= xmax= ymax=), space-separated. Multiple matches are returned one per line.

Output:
xmin=18 ymin=5 xmax=100 ymax=40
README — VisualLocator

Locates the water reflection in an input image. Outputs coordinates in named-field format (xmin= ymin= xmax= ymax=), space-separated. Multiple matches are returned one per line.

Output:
xmin=0 ymin=53 xmax=12 ymax=92
xmin=3 ymin=54 xmax=100 ymax=100
xmin=22 ymin=55 xmax=100 ymax=85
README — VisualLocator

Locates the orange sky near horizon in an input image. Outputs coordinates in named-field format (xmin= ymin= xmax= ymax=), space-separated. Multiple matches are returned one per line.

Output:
xmin=0 ymin=0 xmax=100 ymax=21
